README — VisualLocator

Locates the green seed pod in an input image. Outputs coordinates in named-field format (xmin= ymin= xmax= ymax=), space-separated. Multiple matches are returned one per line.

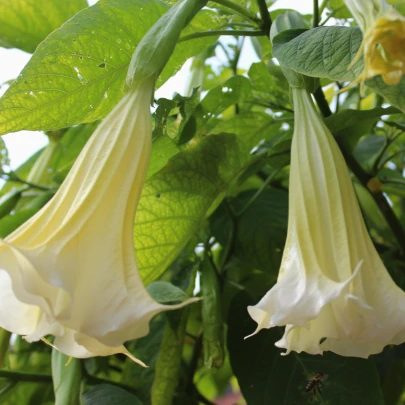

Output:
xmin=201 ymin=255 xmax=224 ymax=369
xmin=52 ymin=349 xmax=82 ymax=405
xmin=151 ymin=310 xmax=188 ymax=405
xmin=0 ymin=328 xmax=11 ymax=368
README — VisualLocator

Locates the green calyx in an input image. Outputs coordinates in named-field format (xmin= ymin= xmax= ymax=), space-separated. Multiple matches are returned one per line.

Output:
xmin=126 ymin=0 xmax=208 ymax=89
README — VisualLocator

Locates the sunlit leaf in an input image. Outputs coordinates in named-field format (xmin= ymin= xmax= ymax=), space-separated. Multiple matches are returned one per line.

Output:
xmin=135 ymin=133 xmax=251 ymax=284
xmin=0 ymin=0 xmax=87 ymax=53
xmin=0 ymin=0 xmax=219 ymax=135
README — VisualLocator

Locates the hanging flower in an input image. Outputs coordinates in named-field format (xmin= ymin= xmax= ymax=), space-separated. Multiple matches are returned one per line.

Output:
xmin=0 ymin=79 xmax=198 ymax=366
xmin=345 ymin=0 xmax=405 ymax=87
xmin=247 ymin=87 xmax=405 ymax=358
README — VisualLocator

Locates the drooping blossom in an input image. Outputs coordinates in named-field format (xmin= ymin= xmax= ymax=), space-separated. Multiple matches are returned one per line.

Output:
xmin=247 ymin=87 xmax=405 ymax=358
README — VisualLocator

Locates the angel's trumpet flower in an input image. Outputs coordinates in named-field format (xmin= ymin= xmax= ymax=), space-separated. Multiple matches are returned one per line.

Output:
xmin=345 ymin=0 xmax=405 ymax=87
xmin=247 ymin=87 xmax=405 ymax=358
xmin=0 ymin=79 xmax=198 ymax=366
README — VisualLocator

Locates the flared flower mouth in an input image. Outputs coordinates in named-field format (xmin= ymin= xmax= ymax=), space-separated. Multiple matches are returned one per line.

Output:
xmin=246 ymin=87 xmax=405 ymax=358
xmin=363 ymin=11 xmax=405 ymax=85
xmin=345 ymin=0 xmax=405 ymax=88
xmin=0 ymin=79 xmax=199 ymax=365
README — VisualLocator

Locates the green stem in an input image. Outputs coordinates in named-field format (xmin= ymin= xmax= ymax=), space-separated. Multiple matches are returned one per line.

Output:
xmin=372 ymin=137 xmax=390 ymax=173
xmin=319 ymin=7 xmax=344 ymax=26
xmin=250 ymin=99 xmax=294 ymax=113
xmin=374 ymin=138 xmax=404 ymax=171
xmin=314 ymin=88 xmax=405 ymax=254
xmin=319 ymin=0 xmax=328 ymax=15
xmin=0 ymin=369 xmax=52 ymax=383
xmin=210 ymin=0 xmax=261 ymax=25
xmin=313 ymin=0 xmax=319 ymax=27
xmin=81 ymin=363 xmax=139 ymax=394
xmin=313 ymin=85 xmax=332 ymax=117
xmin=230 ymin=37 xmax=244 ymax=75
xmin=256 ymin=0 xmax=272 ymax=33
xmin=335 ymin=82 xmax=343 ymax=113
xmin=226 ymin=22 xmax=257 ymax=28
xmin=0 ymin=368 xmax=138 ymax=394
xmin=380 ymin=149 xmax=405 ymax=168
xmin=231 ymin=36 xmax=244 ymax=114
xmin=84 ymin=374 xmax=138 ymax=394
xmin=236 ymin=169 xmax=280 ymax=216
xmin=217 ymin=42 xmax=232 ymax=61
xmin=381 ymin=178 xmax=405 ymax=186
xmin=179 ymin=29 xmax=266 ymax=42
xmin=0 ymin=172 xmax=53 ymax=192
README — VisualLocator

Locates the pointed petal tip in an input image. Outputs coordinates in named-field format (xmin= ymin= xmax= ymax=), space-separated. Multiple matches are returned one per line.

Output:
xmin=165 ymin=296 xmax=202 ymax=311
xmin=124 ymin=350 xmax=148 ymax=368
xmin=244 ymin=326 xmax=261 ymax=340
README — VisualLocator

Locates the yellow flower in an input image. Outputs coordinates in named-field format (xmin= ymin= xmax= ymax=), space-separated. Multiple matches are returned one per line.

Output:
xmin=247 ymin=87 xmax=405 ymax=358
xmin=0 ymin=79 xmax=198 ymax=366
xmin=345 ymin=0 xmax=405 ymax=87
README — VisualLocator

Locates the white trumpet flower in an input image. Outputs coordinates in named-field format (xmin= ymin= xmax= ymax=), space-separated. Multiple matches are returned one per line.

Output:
xmin=345 ymin=0 xmax=405 ymax=87
xmin=247 ymin=87 xmax=405 ymax=358
xmin=0 ymin=79 xmax=198 ymax=366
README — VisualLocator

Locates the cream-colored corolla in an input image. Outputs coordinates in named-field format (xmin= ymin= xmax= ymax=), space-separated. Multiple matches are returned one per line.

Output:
xmin=345 ymin=0 xmax=405 ymax=87
xmin=0 ymin=79 xmax=197 ymax=366
xmin=247 ymin=87 xmax=405 ymax=358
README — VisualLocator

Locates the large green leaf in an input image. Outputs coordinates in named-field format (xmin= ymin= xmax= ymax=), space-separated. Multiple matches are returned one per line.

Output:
xmin=0 ymin=0 xmax=88 ymax=53
xmin=273 ymin=26 xmax=405 ymax=113
xmin=0 ymin=0 xmax=218 ymax=135
xmin=82 ymin=385 xmax=142 ymax=405
xmin=135 ymin=133 xmax=251 ymax=284
xmin=273 ymin=26 xmax=363 ymax=82
xmin=227 ymin=291 xmax=385 ymax=405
